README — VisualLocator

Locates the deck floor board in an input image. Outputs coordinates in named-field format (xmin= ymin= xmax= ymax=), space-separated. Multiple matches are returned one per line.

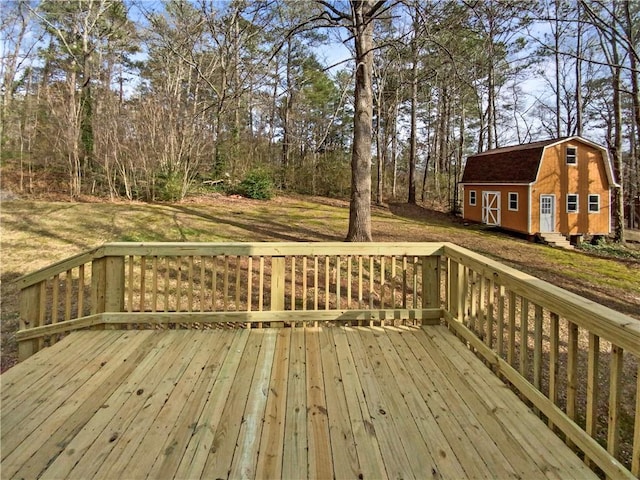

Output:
xmin=1 ymin=325 xmax=598 ymax=480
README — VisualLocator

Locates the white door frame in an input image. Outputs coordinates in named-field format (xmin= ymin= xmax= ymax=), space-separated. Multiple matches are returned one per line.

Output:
xmin=482 ymin=191 xmax=501 ymax=226
xmin=540 ymin=194 xmax=556 ymax=232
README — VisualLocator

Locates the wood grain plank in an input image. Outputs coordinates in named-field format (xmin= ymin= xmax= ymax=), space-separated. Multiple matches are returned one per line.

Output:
xmin=344 ymin=327 xmax=415 ymax=479
xmin=255 ymin=329 xmax=290 ymax=479
xmin=5 ymin=331 xmax=157 ymax=480
xmin=319 ymin=327 xmax=361 ymax=479
xmin=305 ymin=326 xmax=333 ymax=479
xmin=121 ymin=330 xmax=235 ymax=478
xmin=198 ymin=330 xmax=265 ymax=479
xmin=282 ymin=328 xmax=307 ymax=479
xmin=332 ymin=327 xmax=387 ymax=480
xmin=53 ymin=331 xmax=195 ymax=480
xmin=228 ymin=329 xmax=277 ymax=479
xmin=149 ymin=329 xmax=249 ymax=479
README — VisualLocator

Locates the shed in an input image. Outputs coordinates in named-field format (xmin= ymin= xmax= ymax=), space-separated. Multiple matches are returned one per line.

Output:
xmin=460 ymin=136 xmax=618 ymax=238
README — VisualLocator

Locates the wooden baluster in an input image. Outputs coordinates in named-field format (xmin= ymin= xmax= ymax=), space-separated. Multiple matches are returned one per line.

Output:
xmin=412 ymin=257 xmax=418 ymax=309
xmin=566 ymin=321 xmax=578 ymax=449
xmin=176 ymin=257 xmax=182 ymax=312
xmin=496 ymin=285 xmax=505 ymax=356
xmin=52 ymin=274 xmax=59 ymax=325
xmin=258 ymin=256 xmax=264 ymax=328
xmin=368 ymin=256 xmax=375 ymax=321
xmin=336 ymin=256 xmax=341 ymax=310
xmin=247 ymin=256 xmax=253 ymax=314
xmin=212 ymin=256 xmax=218 ymax=311
xmin=271 ymin=256 xmax=285 ymax=327
xmin=478 ymin=274 xmax=486 ymax=339
xmin=390 ymin=256 xmax=396 ymax=311
xmin=140 ymin=256 xmax=146 ymax=312
xmin=469 ymin=270 xmax=477 ymax=331
xmin=77 ymin=264 xmax=85 ymax=317
xmin=325 ymin=256 xmax=330 ymax=311
xmin=152 ymin=256 xmax=158 ymax=313
xmin=402 ymin=256 xmax=408 ymax=308
xmin=520 ymin=298 xmax=529 ymax=378
xmin=65 ymin=269 xmax=72 ymax=322
xmin=290 ymin=256 xmax=296 ymax=312
xmin=128 ymin=256 xmax=134 ymax=312
xmin=346 ymin=255 xmax=352 ymax=309
xmin=585 ymin=332 xmax=600 ymax=468
xmin=199 ymin=257 xmax=205 ymax=312
xmin=548 ymin=312 xmax=559 ymax=430
xmin=302 ymin=257 xmax=307 ymax=312
xmin=187 ymin=256 xmax=194 ymax=312
xmin=607 ymin=344 xmax=623 ymax=460
xmin=486 ymin=278 xmax=495 ymax=346
xmin=314 ymin=256 xmax=319 ymax=313
xmin=235 ymin=256 xmax=241 ymax=312
xmin=223 ymin=256 xmax=229 ymax=311
xmin=164 ymin=257 xmax=170 ymax=312
xmin=358 ymin=256 xmax=363 ymax=311
xmin=507 ymin=291 xmax=516 ymax=365
xmin=380 ymin=256 xmax=385 ymax=313
xmin=533 ymin=304 xmax=543 ymax=391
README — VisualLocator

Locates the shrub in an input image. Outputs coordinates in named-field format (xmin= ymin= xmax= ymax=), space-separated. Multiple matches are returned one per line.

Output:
xmin=236 ymin=169 xmax=274 ymax=200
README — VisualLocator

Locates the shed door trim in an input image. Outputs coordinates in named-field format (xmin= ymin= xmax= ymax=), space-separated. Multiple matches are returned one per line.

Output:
xmin=482 ymin=191 xmax=501 ymax=226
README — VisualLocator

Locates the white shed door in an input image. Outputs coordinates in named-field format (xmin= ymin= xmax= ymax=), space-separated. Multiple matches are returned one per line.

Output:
xmin=540 ymin=195 xmax=555 ymax=232
xmin=482 ymin=192 xmax=501 ymax=226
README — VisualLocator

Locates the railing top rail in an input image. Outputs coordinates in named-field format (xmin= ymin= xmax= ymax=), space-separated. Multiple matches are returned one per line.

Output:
xmin=100 ymin=241 xmax=446 ymax=257
xmin=16 ymin=246 xmax=104 ymax=289
xmin=16 ymin=242 xmax=446 ymax=290
xmin=442 ymin=243 xmax=640 ymax=355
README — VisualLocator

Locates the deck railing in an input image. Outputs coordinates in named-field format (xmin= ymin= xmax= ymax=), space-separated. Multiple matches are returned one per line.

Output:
xmin=14 ymin=242 xmax=640 ymax=478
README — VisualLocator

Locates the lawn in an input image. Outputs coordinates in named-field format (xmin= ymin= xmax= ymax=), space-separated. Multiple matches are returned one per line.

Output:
xmin=1 ymin=194 xmax=639 ymax=372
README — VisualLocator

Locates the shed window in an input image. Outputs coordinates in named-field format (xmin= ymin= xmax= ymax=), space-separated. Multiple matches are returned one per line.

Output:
xmin=566 ymin=146 xmax=577 ymax=165
xmin=469 ymin=190 xmax=477 ymax=206
xmin=588 ymin=194 xmax=600 ymax=213
xmin=508 ymin=192 xmax=518 ymax=211
xmin=567 ymin=194 xmax=579 ymax=213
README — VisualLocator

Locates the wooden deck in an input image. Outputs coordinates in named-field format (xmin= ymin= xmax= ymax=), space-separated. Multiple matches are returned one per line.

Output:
xmin=2 ymin=325 xmax=597 ymax=480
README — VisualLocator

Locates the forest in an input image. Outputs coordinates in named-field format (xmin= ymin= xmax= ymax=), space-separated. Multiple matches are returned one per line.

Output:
xmin=1 ymin=0 xmax=639 ymax=238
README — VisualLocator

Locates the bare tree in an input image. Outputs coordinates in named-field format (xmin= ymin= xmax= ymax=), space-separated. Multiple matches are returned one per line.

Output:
xmin=318 ymin=1 xmax=391 ymax=241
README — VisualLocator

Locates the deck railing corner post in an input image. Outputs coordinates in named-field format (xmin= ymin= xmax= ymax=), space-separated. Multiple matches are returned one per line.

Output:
xmin=18 ymin=282 xmax=44 ymax=361
xmin=91 ymin=256 xmax=125 ymax=325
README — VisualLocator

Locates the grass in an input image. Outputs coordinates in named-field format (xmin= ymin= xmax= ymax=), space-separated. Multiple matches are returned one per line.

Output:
xmin=1 ymin=195 xmax=639 ymax=371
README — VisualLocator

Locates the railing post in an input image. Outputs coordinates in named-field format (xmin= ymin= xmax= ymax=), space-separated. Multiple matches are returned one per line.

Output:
xmin=421 ymin=255 xmax=441 ymax=315
xmin=18 ymin=282 xmax=45 ymax=361
xmin=448 ymin=259 xmax=465 ymax=322
xmin=91 ymin=256 xmax=125 ymax=323
xmin=270 ymin=256 xmax=285 ymax=327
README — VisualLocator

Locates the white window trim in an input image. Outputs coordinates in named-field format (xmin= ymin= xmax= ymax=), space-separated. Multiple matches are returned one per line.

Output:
xmin=469 ymin=190 xmax=477 ymax=206
xmin=566 ymin=193 xmax=579 ymax=213
xmin=566 ymin=146 xmax=577 ymax=165
xmin=508 ymin=192 xmax=518 ymax=211
xmin=588 ymin=194 xmax=600 ymax=213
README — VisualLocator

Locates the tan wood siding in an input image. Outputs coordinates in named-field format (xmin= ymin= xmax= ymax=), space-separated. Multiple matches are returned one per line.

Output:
xmin=463 ymin=185 xmax=530 ymax=234
xmin=532 ymin=141 xmax=612 ymax=235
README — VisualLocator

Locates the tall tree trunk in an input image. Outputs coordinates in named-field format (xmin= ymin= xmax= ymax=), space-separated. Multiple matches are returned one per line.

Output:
xmin=407 ymin=31 xmax=418 ymax=204
xmin=575 ymin=1 xmax=583 ymax=136
xmin=346 ymin=0 xmax=375 ymax=242
xmin=554 ymin=0 xmax=562 ymax=137
xmin=611 ymin=25 xmax=625 ymax=243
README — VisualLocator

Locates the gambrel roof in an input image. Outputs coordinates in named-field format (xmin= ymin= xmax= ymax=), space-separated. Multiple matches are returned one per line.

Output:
xmin=460 ymin=136 xmax=619 ymax=186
